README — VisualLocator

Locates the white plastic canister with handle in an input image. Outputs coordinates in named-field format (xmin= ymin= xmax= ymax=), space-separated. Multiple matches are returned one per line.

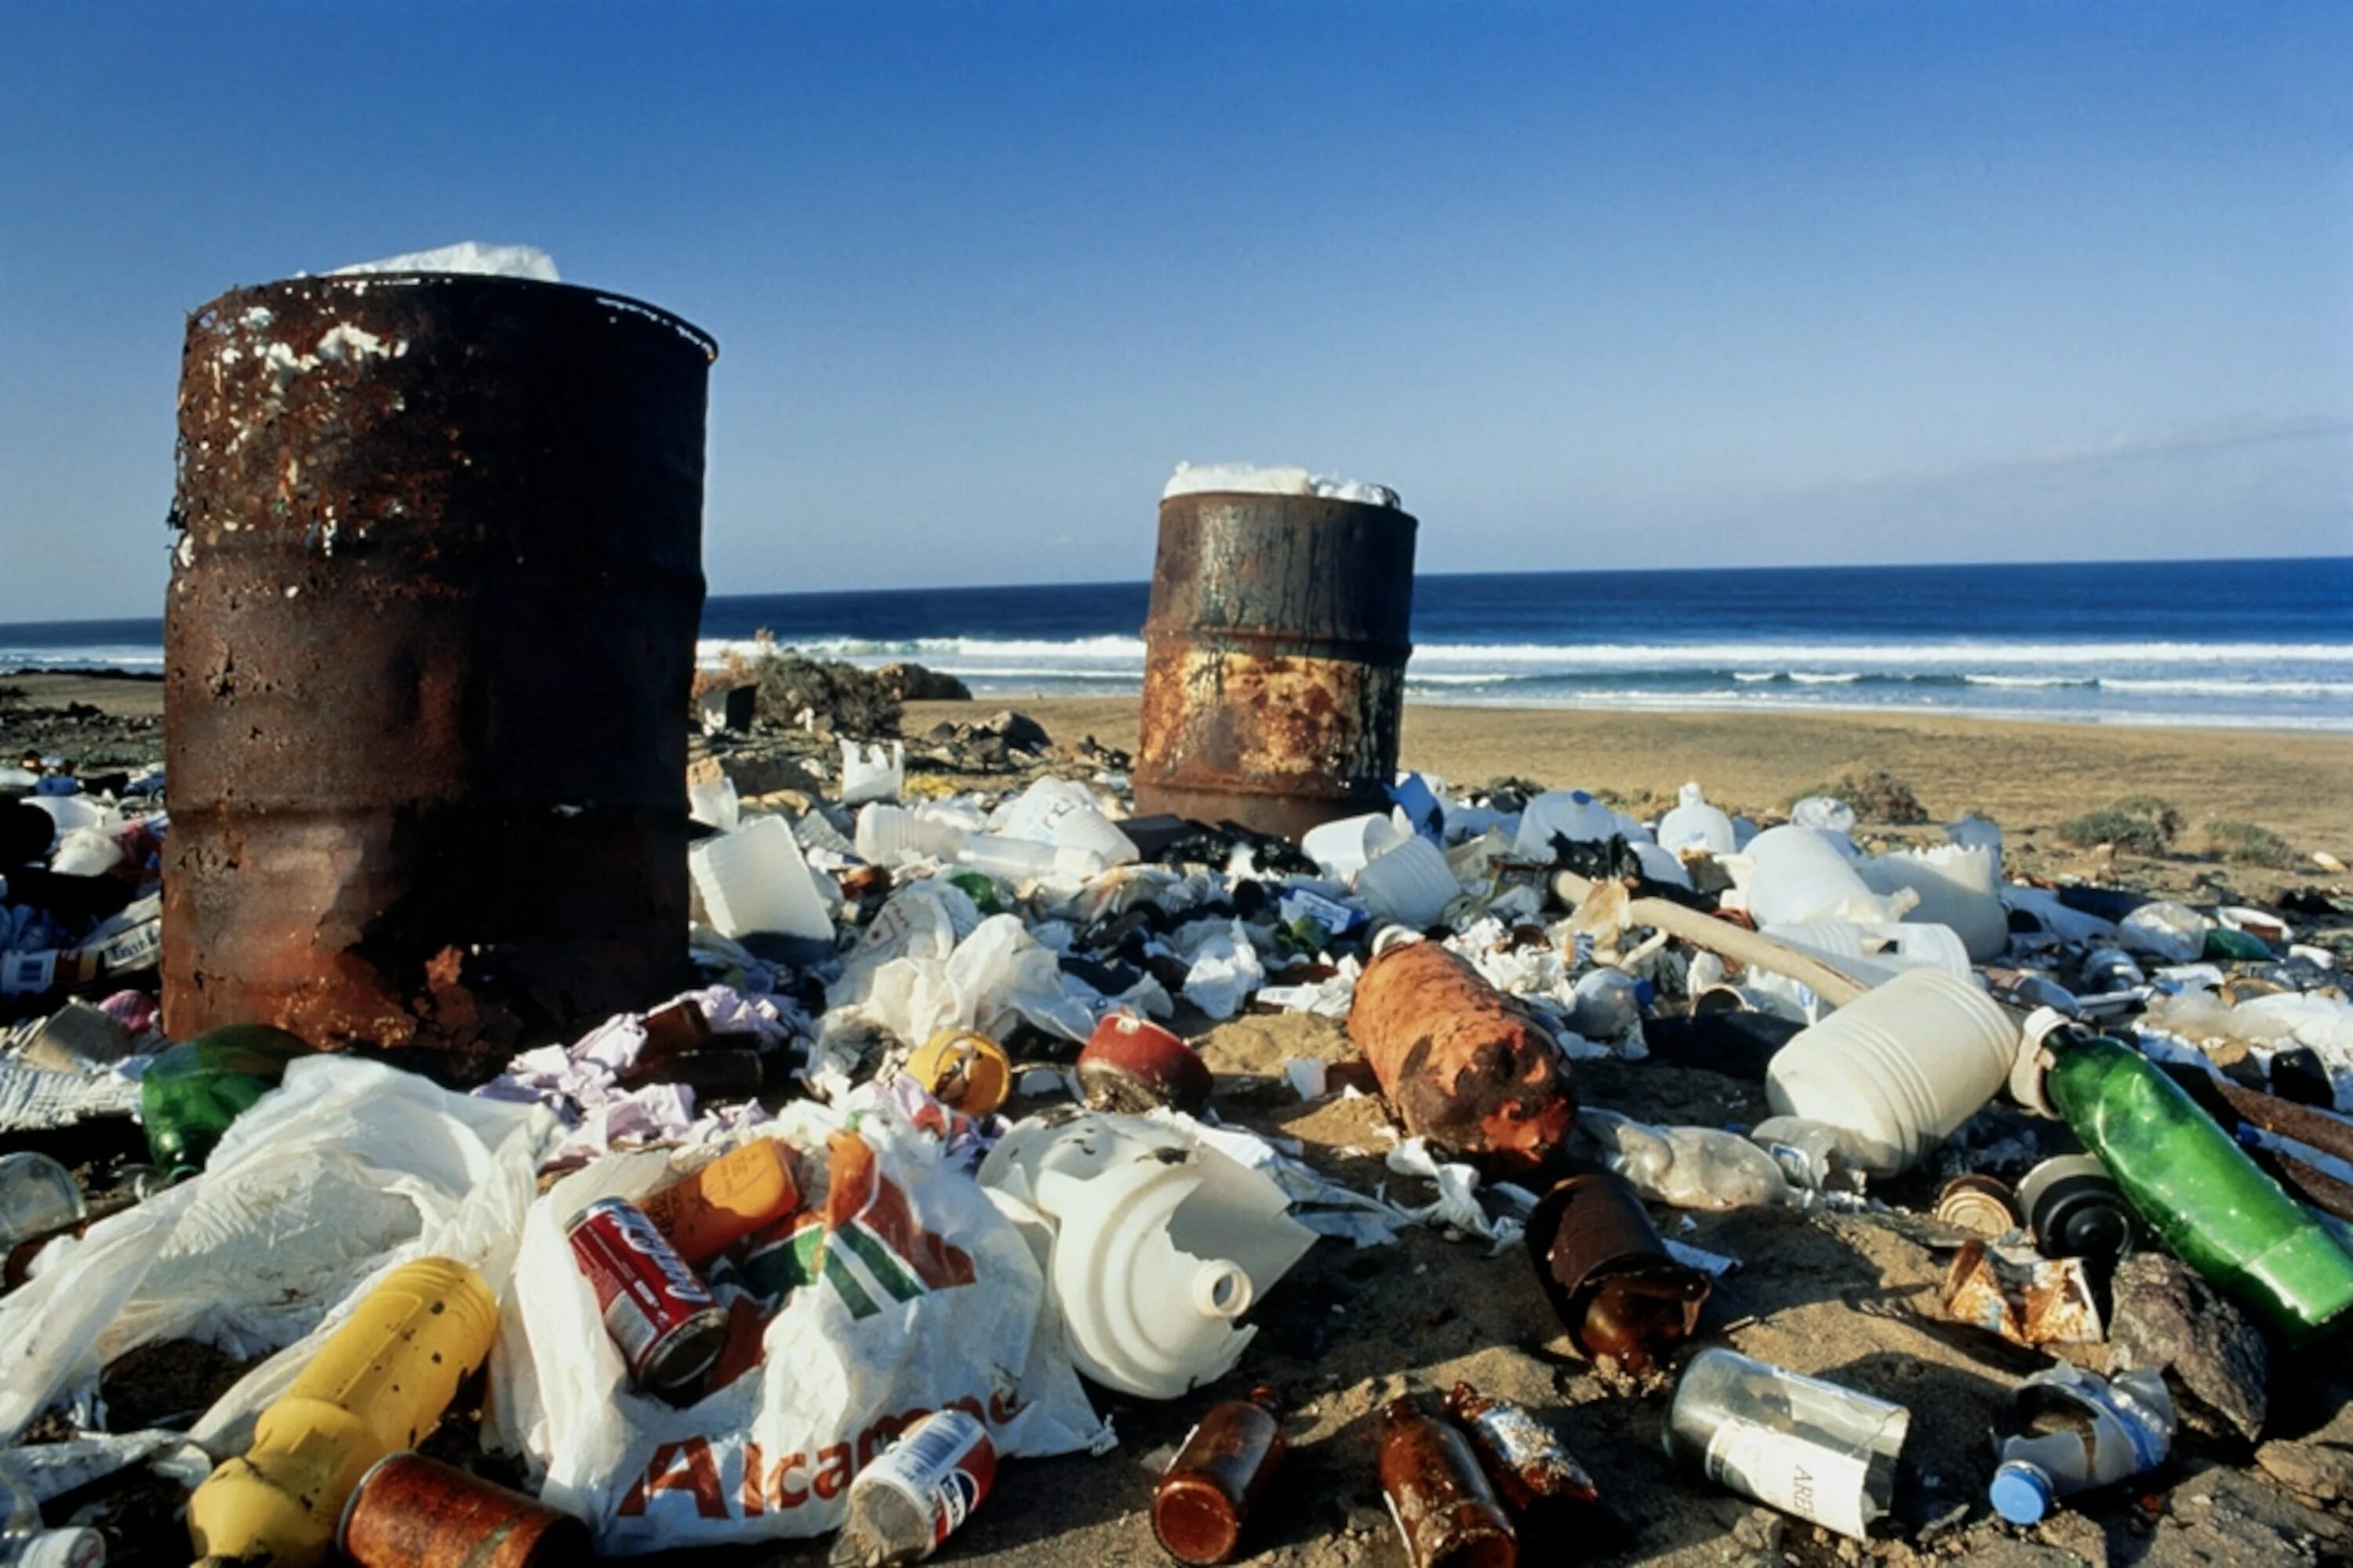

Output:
xmin=1764 ymin=968 xmax=2020 ymax=1175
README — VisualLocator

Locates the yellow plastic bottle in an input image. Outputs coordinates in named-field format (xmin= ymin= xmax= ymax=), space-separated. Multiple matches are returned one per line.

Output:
xmin=187 ymin=1255 xmax=499 ymax=1568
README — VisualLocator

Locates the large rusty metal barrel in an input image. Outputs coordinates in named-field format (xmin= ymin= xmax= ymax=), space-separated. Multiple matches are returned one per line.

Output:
xmin=162 ymin=273 xmax=716 ymax=1057
xmin=1135 ymin=490 xmax=1417 ymax=840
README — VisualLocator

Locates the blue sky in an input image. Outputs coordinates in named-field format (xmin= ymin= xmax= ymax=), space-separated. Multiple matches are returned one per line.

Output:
xmin=2 ymin=1 xmax=2347 ymax=620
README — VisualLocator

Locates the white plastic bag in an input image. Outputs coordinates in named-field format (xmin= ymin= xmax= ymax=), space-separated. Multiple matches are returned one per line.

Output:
xmin=839 ymin=741 xmax=905 ymax=807
xmin=494 ymin=1095 xmax=1108 ymax=1552
xmin=0 ymin=1057 xmax=552 ymax=1447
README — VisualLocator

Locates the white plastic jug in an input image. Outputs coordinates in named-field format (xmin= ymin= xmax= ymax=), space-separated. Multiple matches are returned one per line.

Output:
xmin=1852 ymin=845 xmax=2009 ymax=962
xmin=959 ymin=835 xmax=1108 ymax=885
xmin=1742 ymin=826 xmax=1914 ymax=927
xmin=688 ymin=815 xmax=837 ymax=942
xmin=687 ymin=773 xmax=741 ymax=833
xmin=978 ymin=1112 xmax=1315 ymax=1399
xmin=1354 ymin=836 xmax=1458 ymax=930
xmin=1657 ymin=782 xmax=1737 ymax=855
xmin=1764 ymin=968 xmax=2021 ymax=1176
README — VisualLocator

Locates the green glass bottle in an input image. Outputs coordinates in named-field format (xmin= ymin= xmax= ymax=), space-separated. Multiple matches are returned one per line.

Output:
xmin=140 ymin=1023 xmax=317 ymax=1177
xmin=2039 ymin=1028 xmax=2353 ymax=1346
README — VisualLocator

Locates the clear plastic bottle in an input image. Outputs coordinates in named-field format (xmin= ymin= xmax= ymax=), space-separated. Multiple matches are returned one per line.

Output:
xmin=1 ymin=1472 xmax=104 ymax=1566
xmin=1988 ymin=1364 xmax=2173 ymax=1526
xmin=1582 ymin=1111 xmax=1791 ymax=1211
xmin=0 ymin=1153 xmax=85 ymax=1250
xmin=1665 ymin=1348 xmax=1908 ymax=1540
xmin=828 ymin=1410 xmax=996 ymax=1567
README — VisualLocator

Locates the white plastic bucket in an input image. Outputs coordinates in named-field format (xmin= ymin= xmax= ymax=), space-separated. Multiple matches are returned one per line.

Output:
xmin=1355 ymin=836 xmax=1458 ymax=930
xmin=1765 ymin=968 xmax=2020 ymax=1175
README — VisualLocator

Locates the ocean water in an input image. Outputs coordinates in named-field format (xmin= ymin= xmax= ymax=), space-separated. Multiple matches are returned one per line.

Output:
xmin=6 ymin=556 xmax=2349 ymax=730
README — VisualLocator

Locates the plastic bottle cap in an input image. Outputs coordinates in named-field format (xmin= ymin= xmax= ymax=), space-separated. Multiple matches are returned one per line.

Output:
xmin=1988 ymin=1461 xmax=2055 ymax=1525
xmin=24 ymin=1526 xmax=105 ymax=1568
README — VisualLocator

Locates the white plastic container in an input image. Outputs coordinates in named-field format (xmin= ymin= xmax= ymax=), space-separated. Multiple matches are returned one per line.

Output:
xmin=1742 ymin=827 xmax=1913 ymax=927
xmin=839 ymin=740 xmax=905 ymax=807
xmin=48 ymin=827 xmax=124 ymax=878
xmin=1758 ymin=920 xmax=1973 ymax=985
xmin=21 ymin=795 xmax=115 ymax=841
xmin=1764 ymin=968 xmax=2021 ymax=1176
xmin=687 ymin=773 xmax=741 ymax=833
xmin=1630 ymin=841 xmax=1694 ymax=890
xmin=1353 ymin=836 xmax=1458 ymax=930
xmin=995 ymin=778 xmax=1138 ymax=867
xmin=1657 ymin=782 xmax=1737 ymax=855
xmin=688 ymin=815 xmax=837 ymax=943
xmin=1512 ymin=791 xmax=1620 ymax=858
xmin=854 ymin=803 xmax=969 ymax=867
xmin=1301 ymin=811 xmax=1406 ymax=880
xmin=1852 ymin=845 xmax=2009 ymax=962
xmin=959 ymin=835 xmax=1107 ymax=885
xmin=978 ymin=1112 xmax=1315 ymax=1399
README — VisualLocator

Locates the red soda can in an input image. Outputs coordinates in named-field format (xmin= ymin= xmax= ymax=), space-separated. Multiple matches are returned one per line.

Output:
xmin=566 ymin=1195 xmax=729 ymax=1399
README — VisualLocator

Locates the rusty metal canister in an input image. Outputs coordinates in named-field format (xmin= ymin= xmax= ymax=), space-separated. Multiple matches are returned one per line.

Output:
xmin=1135 ymin=489 xmax=1417 ymax=841
xmin=1346 ymin=940 xmax=1573 ymax=1173
xmin=339 ymin=1452 xmax=590 ymax=1568
xmin=1524 ymin=1170 xmax=1711 ymax=1373
xmin=162 ymin=272 xmax=715 ymax=1054
xmin=1377 ymin=1398 xmax=1517 ymax=1568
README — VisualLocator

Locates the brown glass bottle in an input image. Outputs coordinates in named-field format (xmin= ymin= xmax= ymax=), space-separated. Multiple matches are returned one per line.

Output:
xmin=1377 ymin=1397 xmax=1517 ymax=1568
xmin=1442 ymin=1383 xmax=1600 ymax=1525
xmin=1152 ymin=1386 xmax=1286 ymax=1565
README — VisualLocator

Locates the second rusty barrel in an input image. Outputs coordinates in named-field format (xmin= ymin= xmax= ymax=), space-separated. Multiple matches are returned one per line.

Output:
xmin=1135 ymin=488 xmax=1417 ymax=840
xmin=162 ymin=271 xmax=715 ymax=1057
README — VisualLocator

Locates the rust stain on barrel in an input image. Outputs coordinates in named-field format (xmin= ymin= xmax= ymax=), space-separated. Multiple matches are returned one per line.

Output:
xmin=1136 ymin=491 xmax=1416 ymax=841
xmin=162 ymin=273 xmax=715 ymax=1058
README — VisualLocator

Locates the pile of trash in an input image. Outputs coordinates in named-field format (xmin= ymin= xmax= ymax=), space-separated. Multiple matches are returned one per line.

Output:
xmin=5 ymin=737 xmax=2353 ymax=1566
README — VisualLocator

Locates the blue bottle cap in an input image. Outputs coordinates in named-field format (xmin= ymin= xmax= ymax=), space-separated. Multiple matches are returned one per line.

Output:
xmin=1989 ymin=1460 xmax=2056 ymax=1525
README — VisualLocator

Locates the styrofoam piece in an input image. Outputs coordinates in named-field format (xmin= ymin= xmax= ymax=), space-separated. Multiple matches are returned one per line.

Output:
xmin=687 ymin=816 xmax=835 ymax=942
xmin=1853 ymin=845 xmax=2009 ymax=962
xmin=1302 ymin=812 xmax=1407 ymax=880
xmin=979 ymin=1111 xmax=1315 ymax=1399
xmin=1354 ymin=837 xmax=1458 ymax=930
xmin=1766 ymin=969 xmax=2020 ymax=1176
xmin=1744 ymin=826 xmax=1915 ymax=928
xmin=1658 ymin=783 xmax=1737 ymax=855
xmin=840 ymin=740 xmax=905 ymax=807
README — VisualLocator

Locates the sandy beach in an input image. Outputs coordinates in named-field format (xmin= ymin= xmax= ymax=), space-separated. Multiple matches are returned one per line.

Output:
xmin=912 ymin=697 xmax=2353 ymax=869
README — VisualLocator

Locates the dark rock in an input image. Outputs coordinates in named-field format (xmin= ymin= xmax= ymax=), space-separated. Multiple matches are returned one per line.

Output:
xmin=2257 ymin=1435 xmax=2353 ymax=1504
xmin=751 ymin=649 xmax=902 ymax=737
xmin=2109 ymin=1250 xmax=2268 ymax=1441
xmin=875 ymin=662 xmax=972 ymax=702
xmin=976 ymin=710 xmax=1051 ymax=752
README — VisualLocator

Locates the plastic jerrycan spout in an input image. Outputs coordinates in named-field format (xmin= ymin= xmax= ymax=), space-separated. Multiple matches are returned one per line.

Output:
xmin=187 ymin=1256 xmax=500 ymax=1568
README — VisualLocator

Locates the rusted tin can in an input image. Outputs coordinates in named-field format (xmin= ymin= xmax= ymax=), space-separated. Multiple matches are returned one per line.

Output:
xmin=1151 ymin=1386 xmax=1286 ymax=1565
xmin=1135 ymin=490 xmax=1417 ymax=842
xmin=1442 ymin=1384 xmax=1600 ymax=1525
xmin=1078 ymin=1012 xmax=1214 ymax=1114
xmin=1933 ymin=1173 xmax=2020 ymax=1238
xmin=1524 ymin=1170 xmax=1711 ymax=1373
xmin=566 ymin=1196 xmax=729 ymax=1399
xmin=1347 ymin=940 xmax=1573 ymax=1174
xmin=162 ymin=272 xmax=716 ymax=1056
xmin=339 ymin=1452 xmax=590 ymax=1568
xmin=1377 ymin=1397 xmax=1516 ymax=1568
xmin=1940 ymin=1238 xmax=2105 ymax=1347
